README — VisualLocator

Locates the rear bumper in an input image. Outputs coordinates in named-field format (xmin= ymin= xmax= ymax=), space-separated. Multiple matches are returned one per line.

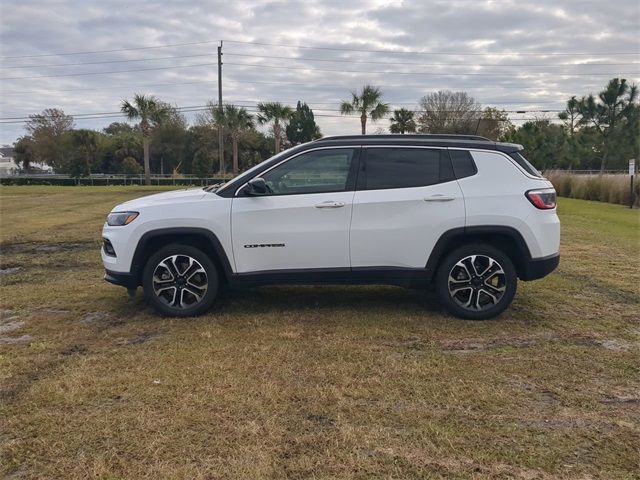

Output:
xmin=520 ymin=253 xmax=559 ymax=281
xmin=104 ymin=269 xmax=139 ymax=289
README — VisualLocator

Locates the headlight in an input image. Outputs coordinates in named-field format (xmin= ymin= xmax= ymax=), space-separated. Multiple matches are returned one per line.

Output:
xmin=106 ymin=211 xmax=139 ymax=226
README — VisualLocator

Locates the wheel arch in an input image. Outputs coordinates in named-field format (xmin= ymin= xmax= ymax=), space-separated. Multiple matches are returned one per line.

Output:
xmin=425 ymin=226 xmax=532 ymax=282
xmin=131 ymin=228 xmax=233 ymax=285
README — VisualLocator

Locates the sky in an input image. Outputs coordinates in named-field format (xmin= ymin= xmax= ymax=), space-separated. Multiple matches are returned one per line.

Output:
xmin=1 ymin=0 xmax=639 ymax=144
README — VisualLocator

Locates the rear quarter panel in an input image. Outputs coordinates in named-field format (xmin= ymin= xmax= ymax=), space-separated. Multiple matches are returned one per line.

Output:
xmin=458 ymin=149 xmax=560 ymax=258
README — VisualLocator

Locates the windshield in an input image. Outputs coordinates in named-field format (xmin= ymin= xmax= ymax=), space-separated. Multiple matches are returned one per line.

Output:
xmin=214 ymin=148 xmax=298 ymax=195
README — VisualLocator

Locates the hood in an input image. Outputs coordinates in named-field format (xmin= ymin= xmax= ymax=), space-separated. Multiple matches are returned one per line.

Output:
xmin=114 ymin=188 xmax=210 ymax=211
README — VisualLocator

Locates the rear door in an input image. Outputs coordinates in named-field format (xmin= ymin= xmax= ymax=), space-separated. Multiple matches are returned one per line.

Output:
xmin=231 ymin=147 xmax=359 ymax=273
xmin=349 ymin=146 xmax=465 ymax=269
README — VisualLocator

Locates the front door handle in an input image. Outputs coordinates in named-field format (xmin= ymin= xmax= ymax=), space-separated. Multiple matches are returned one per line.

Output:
xmin=315 ymin=201 xmax=346 ymax=208
xmin=424 ymin=195 xmax=455 ymax=202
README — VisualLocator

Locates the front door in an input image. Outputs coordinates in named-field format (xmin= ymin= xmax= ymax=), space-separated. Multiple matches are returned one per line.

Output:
xmin=231 ymin=147 xmax=360 ymax=273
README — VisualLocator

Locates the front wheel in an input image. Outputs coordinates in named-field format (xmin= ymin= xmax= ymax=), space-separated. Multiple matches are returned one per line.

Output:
xmin=435 ymin=244 xmax=517 ymax=320
xmin=143 ymin=244 xmax=219 ymax=317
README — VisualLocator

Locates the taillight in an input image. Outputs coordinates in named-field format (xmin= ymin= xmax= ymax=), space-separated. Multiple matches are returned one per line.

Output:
xmin=526 ymin=188 xmax=556 ymax=210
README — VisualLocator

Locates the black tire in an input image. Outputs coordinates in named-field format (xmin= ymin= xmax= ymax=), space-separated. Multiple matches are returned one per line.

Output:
xmin=435 ymin=243 xmax=517 ymax=320
xmin=143 ymin=243 xmax=219 ymax=317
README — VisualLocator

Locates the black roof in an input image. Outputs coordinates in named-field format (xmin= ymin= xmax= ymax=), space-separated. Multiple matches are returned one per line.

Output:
xmin=314 ymin=134 xmax=523 ymax=153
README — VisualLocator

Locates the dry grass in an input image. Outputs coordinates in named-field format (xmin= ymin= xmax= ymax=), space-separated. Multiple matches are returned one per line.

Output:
xmin=1 ymin=186 xmax=639 ymax=479
xmin=545 ymin=170 xmax=640 ymax=207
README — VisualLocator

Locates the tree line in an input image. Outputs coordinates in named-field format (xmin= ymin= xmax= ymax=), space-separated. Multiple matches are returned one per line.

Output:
xmin=13 ymin=77 xmax=638 ymax=182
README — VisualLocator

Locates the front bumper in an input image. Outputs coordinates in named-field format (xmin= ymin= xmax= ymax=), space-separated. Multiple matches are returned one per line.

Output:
xmin=104 ymin=269 xmax=139 ymax=289
xmin=520 ymin=253 xmax=559 ymax=281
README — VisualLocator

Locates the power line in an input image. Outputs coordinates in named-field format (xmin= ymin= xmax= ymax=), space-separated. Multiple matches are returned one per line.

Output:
xmin=3 ymin=51 xmax=636 ymax=70
xmin=1 ymin=80 xmax=219 ymax=95
xmin=0 ymin=77 xmax=586 ymax=96
xmin=0 ymin=62 xmax=218 ymax=80
xmin=223 ymin=39 xmax=640 ymax=57
xmin=0 ymin=40 xmax=219 ymax=60
xmin=225 ymin=52 xmax=640 ymax=68
xmin=3 ymin=58 xmax=630 ymax=81
xmin=224 ymin=61 xmax=639 ymax=77
xmin=4 ymin=37 xmax=638 ymax=62
xmin=1 ymin=53 xmax=216 ymax=69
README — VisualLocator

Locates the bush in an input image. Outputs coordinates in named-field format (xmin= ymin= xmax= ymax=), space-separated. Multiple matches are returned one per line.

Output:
xmin=545 ymin=170 xmax=638 ymax=207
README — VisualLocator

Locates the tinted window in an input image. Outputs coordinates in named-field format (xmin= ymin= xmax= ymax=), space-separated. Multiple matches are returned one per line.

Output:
xmin=261 ymin=148 xmax=355 ymax=195
xmin=509 ymin=152 xmax=542 ymax=178
xmin=449 ymin=150 xmax=477 ymax=179
xmin=362 ymin=148 xmax=453 ymax=190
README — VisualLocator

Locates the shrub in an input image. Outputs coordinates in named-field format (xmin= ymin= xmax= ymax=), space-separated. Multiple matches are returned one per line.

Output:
xmin=545 ymin=170 xmax=638 ymax=207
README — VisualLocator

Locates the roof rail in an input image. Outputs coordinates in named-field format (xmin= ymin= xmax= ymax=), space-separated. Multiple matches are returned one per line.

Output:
xmin=315 ymin=134 xmax=493 ymax=142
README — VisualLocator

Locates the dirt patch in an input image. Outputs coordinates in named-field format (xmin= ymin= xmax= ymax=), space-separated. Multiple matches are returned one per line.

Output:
xmin=1 ymin=241 xmax=94 ymax=255
xmin=61 ymin=344 xmax=89 ymax=356
xmin=0 ymin=309 xmax=17 ymax=318
xmin=0 ymin=334 xmax=33 ymax=345
xmin=596 ymin=339 xmax=639 ymax=352
xmin=118 ymin=331 xmax=160 ymax=345
xmin=0 ymin=266 xmax=23 ymax=275
xmin=0 ymin=320 xmax=25 ymax=335
xmin=81 ymin=311 xmax=111 ymax=324
xmin=601 ymin=395 xmax=640 ymax=405
xmin=440 ymin=337 xmax=539 ymax=353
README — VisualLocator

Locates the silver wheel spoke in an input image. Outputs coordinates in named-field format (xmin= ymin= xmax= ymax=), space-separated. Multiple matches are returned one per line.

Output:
xmin=478 ymin=288 xmax=499 ymax=305
xmin=183 ymin=286 xmax=203 ymax=302
xmin=451 ymin=286 xmax=473 ymax=297
xmin=453 ymin=260 xmax=472 ymax=280
xmin=483 ymin=282 xmax=505 ymax=295
xmin=477 ymin=258 xmax=495 ymax=276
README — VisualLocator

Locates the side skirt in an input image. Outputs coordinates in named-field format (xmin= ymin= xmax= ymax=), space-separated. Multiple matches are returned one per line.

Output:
xmin=228 ymin=267 xmax=429 ymax=289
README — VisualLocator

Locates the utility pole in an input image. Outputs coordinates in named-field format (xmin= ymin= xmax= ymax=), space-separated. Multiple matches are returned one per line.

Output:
xmin=217 ymin=41 xmax=224 ymax=175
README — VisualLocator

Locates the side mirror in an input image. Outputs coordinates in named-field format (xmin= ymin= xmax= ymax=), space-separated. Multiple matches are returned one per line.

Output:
xmin=246 ymin=177 xmax=268 ymax=196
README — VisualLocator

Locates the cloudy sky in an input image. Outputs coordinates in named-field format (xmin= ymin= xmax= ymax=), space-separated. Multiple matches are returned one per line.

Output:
xmin=1 ymin=0 xmax=639 ymax=144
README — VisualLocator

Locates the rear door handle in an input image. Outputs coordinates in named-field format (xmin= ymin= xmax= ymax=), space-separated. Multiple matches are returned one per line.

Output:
xmin=315 ymin=201 xmax=346 ymax=208
xmin=424 ymin=195 xmax=455 ymax=202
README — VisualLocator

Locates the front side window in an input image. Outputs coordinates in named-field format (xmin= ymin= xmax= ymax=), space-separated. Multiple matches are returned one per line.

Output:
xmin=261 ymin=148 xmax=356 ymax=195
xmin=362 ymin=148 xmax=453 ymax=190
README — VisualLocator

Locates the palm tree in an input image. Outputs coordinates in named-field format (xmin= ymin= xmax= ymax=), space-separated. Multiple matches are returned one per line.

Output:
xmin=256 ymin=102 xmax=293 ymax=153
xmin=215 ymin=105 xmax=254 ymax=174
xmin=121 ymin=94 xmax=170 ymax=184
xmin=389 ymin=108 xmax=417 ymax=134
xmin=340 ymin=85 xmax=389 ymax=134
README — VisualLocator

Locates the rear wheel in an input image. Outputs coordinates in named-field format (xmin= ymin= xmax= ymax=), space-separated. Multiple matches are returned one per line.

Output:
xmin=435 ymin=244 xmax=517 ymax=320
xmin=143 ymin=244 xmax=219 ymax=317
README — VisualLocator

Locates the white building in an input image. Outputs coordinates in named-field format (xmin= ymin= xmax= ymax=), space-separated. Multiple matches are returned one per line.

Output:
xmin=0 ymin=146 xmax=18 ymax=176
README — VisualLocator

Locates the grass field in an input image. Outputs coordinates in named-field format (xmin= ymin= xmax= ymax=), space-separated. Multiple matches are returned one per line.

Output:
xmin=1 ymin=186 xmax=639 ymax=479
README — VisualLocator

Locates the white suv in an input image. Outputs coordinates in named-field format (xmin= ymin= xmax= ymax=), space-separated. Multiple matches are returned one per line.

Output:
xmin=102 ymin=135 xmax=560 ymax=320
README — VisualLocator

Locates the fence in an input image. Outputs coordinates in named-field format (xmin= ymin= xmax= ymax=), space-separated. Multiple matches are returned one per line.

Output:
xmin=0 ymin=173 xmax=235 ymax=187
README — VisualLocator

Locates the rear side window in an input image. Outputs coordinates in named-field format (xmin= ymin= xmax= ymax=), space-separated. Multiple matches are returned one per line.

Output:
xmin=361 ymin=148 xmax=454 ymax=190
xmin=509 ymin=152 xmax=542 ymax=178
xmin=448 ymin=150 xmax=477 ymax=179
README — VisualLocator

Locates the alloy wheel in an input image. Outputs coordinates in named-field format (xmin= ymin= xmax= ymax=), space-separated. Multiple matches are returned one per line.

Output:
xmin=152 ymin=255 xmax=208 ymax=309
xmin=447 ymin=255 xmax=506 ymax=312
